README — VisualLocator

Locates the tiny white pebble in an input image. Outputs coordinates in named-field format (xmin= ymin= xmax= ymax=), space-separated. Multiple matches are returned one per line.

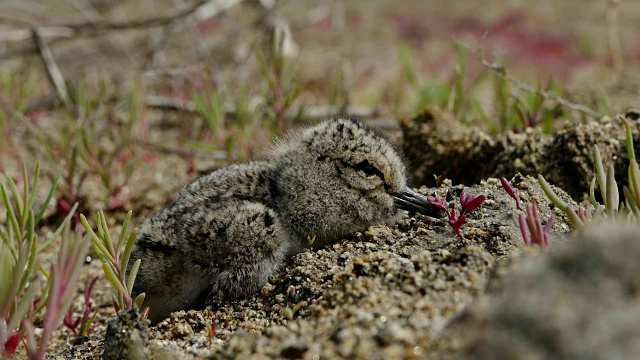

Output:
xmin=414 ymin=346 xmax=422 ymax=355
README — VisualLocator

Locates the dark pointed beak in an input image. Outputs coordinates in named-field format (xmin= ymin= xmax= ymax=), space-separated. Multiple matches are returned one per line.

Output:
xmin=392 ymin=187 xmax=443 ymax=218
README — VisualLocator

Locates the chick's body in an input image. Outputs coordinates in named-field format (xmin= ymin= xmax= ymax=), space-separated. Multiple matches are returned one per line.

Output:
xmin=130 ymin=119 xmax=438 ymax=322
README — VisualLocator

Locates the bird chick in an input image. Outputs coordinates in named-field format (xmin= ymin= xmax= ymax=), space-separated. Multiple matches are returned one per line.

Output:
xmin=130 ymin=118 xmax=440 ymax=322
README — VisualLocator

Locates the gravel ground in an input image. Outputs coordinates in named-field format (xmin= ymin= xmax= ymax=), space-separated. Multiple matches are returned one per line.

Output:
xmin=35 ymin=109 xmax=640 ymax=359
xmin=52 ymin=171 xmax=576 ymax=359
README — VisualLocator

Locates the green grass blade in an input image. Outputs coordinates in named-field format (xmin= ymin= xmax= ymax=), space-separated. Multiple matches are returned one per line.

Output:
xmin=97 ymin=210 xmax=116 ymax=257
xmin=35 ymin=176 xmax=59 ymax=226
xmin=254 ymin=45 xmax=277 ymax=88
xmin=620 ymin=115 xmax=636 ymax=161
xmin=589 ymin=177 xmax=597 ymax=208
xmin=80 ymin=214 xmax=95 ymax=237
xmin=629 ymin=162 xmax=640 ymax=206
xmin=96 ymin=210 xmax=107 ymax=244
xmin=623 ymin=186 xmax=640 ymax=219
xmin=0 ymin=243 xmax=14 ymax=315
xmin=133 ymin=293 xmax=145 ymax=310
xmin=83 ymin=213 xmax=114 ymax=261
xmin=538 ymin=175 xmax=584 ymax=229
xmin=0 ymin=229 xmax=17 ymax=262
xmin=398 ymin=42 xmax=418 ymax=89
xmin=103 ymin=262 xmax=126 ymax=295
xmin=593 ymin=145 xmax=607 ymax=203
xmin=12 ymin=244 xmax=29 ymax=299
xmin=605 ymin=164 xmax=619 ymax=216
xmin=82 ymin=214 xmax=117 ymax=265
xmin=93 ymin=239 xmax=117 ymax=266
xmin=538 ymin=175 xmax=569 ymax=209
xmin=7 ymin=176 xmax=24 ymax=228
xmin=80 ymin=311 xmax=98 ymax=337
xmin=116 ymin=210 xmax=132 ymax=253
xmin=120 ymin=228 xmax=138 ymax=277
xmin=126 ymin=258 xmax=141 ymax=295
xmin=19 ymin=213 xmax=37 ymax=291
xmin=27 ymin=163 xmax=40 ymax=212
xmin=7 ymin=279 xmax=38 ymax=336
xmin=452 ymin=44 xmax=467 ymax=116
xmin=20 ymin=163 xmax=29 ymax=227
xmin=1 ymin=182 xmax=21 ymax=241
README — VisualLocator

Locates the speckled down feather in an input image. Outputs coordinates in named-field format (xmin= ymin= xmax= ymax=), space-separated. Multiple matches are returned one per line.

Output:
xmin=129 ymin=118 xmax=438 ymax=323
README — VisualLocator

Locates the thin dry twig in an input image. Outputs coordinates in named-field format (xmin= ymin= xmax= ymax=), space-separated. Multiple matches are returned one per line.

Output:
xmin=140 ymin=64 xmax=206 ymax=78
xmin=144 ymin=95 xmax=379 ymax=122
xmin=0 ymin=27 xmax=75 ymax=42
xmin=135 ymin=140 xmax=228 ymax=160
xmin=0 ymin=0 xmax=213 ymax=61
xmin=458 ymin=40 xmax=603 ymax=120
xmin=32 ymin=27 xmax=72 ymax=109
xmin=145 ymin=95 xmax=198 ymax=112
xmin=63 ymin=0 xmax=209 ymax=34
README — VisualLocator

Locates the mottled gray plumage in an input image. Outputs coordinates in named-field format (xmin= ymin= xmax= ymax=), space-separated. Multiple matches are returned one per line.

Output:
xmin=130 ymin=118 xmax=439 ymax=322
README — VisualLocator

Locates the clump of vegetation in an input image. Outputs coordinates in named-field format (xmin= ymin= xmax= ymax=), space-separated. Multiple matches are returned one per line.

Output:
xmin=255 ymin=25 xmax=303 ymax=133
xmin=539 ymin=115 xmax=640 ymax=229
xmin=190 ymin=79 xmax=261 ymax=163
xmin=63 ymin=275 xmax=99 ymax=337
xmin=427 ymin=189 xmax=485 ymax=239
xmin=394 ymin=42 xmax=572 ymax=133
xmin=22 ymin=224 xmax=91 ymax=359
xmin=519 ymin=202 xmax=554 ymax=246
xmin=189 ymin=27 xmax=304 ymax=163
xmin=31 ymin=83 xmax=141 ymax=214
xmin=0 ymin=71 xmax=38 ymax=171
xmin=500 ymin=176 xmax=554 ymax=246
xmin=0 ymin=164 xmax=89 ymax=359
xmin=80 ymin=210 xmax=147 ymax=315
xmin=205 ymin=322 xmax=217 ymax=345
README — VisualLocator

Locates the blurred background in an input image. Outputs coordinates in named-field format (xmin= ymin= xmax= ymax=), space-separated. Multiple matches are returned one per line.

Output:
xmin=0 ymin=0 xmax=639 ymax=213
xmin=2 ymin=3 xmax=640 ymax=358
